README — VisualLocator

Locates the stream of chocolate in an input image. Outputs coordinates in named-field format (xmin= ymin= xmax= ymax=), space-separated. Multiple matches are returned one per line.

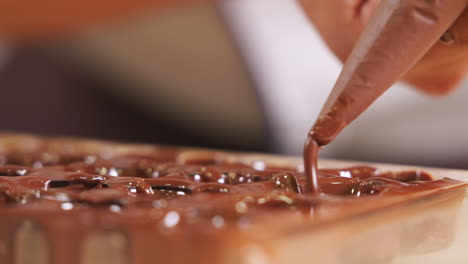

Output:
xmin=303 ymin=135 xmax=320 ymax=194
xmin=303 ymin=0 xmax=468 ymax=193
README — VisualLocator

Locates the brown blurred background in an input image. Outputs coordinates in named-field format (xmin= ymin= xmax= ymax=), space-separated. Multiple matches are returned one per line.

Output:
xmin=0 ymin=3 xmax=269 ymax=152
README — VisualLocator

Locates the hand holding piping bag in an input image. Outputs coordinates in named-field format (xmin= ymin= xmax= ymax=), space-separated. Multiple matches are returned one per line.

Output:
xmin=303 ymin=0 xmax=468 ymax=147
xmin=301 ymin=0 xmax=468 ymax=96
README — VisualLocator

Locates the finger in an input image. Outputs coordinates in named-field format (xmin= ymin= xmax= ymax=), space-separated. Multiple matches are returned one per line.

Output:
xmin=404 ymin=8 xmax=468 ymax=95
xmin=449 ymin=7 xmax=468 ymax=46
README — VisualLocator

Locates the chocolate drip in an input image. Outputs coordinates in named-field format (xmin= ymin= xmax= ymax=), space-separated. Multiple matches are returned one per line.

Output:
xmin=303 ymin=136 xmax=320 ymax=194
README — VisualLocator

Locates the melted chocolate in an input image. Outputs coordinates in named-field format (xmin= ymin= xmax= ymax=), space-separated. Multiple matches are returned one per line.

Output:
xmin=0 ymin=135 xmax=465 ymax=264
xmin=303 ymin=136 xmax=320 ymax=194
xmin=0 ymin=138 xmax=462 ymax=219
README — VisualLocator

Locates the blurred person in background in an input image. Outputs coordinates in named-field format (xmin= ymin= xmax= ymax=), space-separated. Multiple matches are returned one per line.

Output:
xmin=0 ymin=0 xmax=467 ymax=168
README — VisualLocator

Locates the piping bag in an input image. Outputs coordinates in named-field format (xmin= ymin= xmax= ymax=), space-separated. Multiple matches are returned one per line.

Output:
xmin=304 ymin=0 xmax=467 ymax=194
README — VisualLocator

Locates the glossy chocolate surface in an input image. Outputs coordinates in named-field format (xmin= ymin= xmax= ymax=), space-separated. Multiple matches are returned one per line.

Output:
xmin=0 ymin=135 xmax=466 ymax=264
xmin=0 ymin=136 xmax=462 ymax=222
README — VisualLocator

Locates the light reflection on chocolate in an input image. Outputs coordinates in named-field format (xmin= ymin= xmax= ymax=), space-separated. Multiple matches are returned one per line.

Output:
xmin=0 ymin=138 xmax=463 ymax=223
xmin=0 ymin=134 xmax=466 ymax=263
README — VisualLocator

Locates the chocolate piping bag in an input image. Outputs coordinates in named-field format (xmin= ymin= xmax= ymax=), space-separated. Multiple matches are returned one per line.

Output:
xmin=310 ymin=0 xmax=467 ymax=146
xmin=303 ymin=0 xmax=466 ymax=194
